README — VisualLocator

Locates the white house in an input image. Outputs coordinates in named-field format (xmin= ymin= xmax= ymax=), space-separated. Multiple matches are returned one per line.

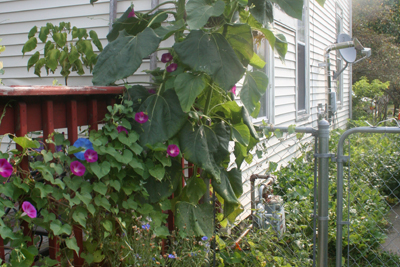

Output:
xmin=0 ymin=0 xmax=353 ymax=219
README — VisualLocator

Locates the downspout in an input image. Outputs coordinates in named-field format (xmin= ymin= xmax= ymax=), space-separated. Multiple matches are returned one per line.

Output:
xmin=109 ymin=0 xmax=118 ymax=32
xmin=349 ymin=0 xmax=353 ymax=120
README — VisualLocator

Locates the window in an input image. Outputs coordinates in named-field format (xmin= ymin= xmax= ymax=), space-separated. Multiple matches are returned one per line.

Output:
xmin=296 ymin=2 xmax=309 ymax=116
xmin=255 ymin=39 xmax=274 ymax=124
xmin=336 ymin=4 xmax=344 ymax=105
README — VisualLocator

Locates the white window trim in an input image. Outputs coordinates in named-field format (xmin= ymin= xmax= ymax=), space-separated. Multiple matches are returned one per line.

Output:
xmin=253 ymin=39 xmax=275 ymax=125
xmin=295 ymin=1 xmax=310 ymax=121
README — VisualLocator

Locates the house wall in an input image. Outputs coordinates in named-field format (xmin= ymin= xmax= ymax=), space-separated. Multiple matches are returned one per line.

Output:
xmin=0 ymin=0 xmax=352 ymax=220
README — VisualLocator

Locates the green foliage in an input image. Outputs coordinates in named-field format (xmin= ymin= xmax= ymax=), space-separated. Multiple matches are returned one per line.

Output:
xmin=352 ymin=77 xmax=390 ymax=121
xmin=22 ymin=22 xmax=103 ymax=85
xmin=0 ymin=39 xmax=5 ymax=84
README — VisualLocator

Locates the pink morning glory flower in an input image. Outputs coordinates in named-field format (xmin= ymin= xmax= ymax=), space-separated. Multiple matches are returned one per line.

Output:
xmin=128 ymin=8 xmax=135 ymax=18
xmin=229 ymin=85 xmax=236 ymax=96
xmin=166 ymin=63 xmax=177 ymax=73
xmin=161 ymin=53 xmax=173 ymax=63
xmin=117 ymin=126 xmax=129 ymax=135
xmin=135 ymin=112 xmax=148 ymax=124
xmin=70 ymin=161 xmax=86 ymax=176
xmin=84 ymin=149 xmax=98 ymax=163
xmin=0 ymin=159 xmax=13 ymax=178
xmin=148 ymin=89 xmax=156 ymax=94
xmin=167 ymin=144 xmax=180 ymax=157
xmin=21 ymin=201 xmax=37 ymax=218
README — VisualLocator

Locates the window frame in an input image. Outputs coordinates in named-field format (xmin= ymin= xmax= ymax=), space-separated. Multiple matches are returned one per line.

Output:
xmin=253 ymin=38 xmax=275 ymax=125
xmin=295 ymin=1 xmax=310 ymax=120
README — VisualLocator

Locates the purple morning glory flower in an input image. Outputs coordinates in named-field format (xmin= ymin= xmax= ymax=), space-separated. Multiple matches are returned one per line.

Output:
xmin=202 ymin=236 xmax=208 ymax=241
xmin=148 ymin=89 xmax=156 ymax=94
xmin=128 ymin=8 xmax=135 ymax=18
xmin=166 ymin=63 xmax=177 ymax=73
xmin=229 ymin=85 xmax=236 ymax=95
xmin=161 ymin=53 xmax=173 ymax=63
xmin=70 ymin=161 xmax=86 ymax=176
xmin=135 ymin=112 xmax=148 ymax=124
xmin=84 ymin=149 xmax=98 ymax=163
xmin=167 ymin=144 xmax=180 ymax=157
xmin=73 ymin=138 xmax=94 ymax=160
xmin=117 ymin=126 xmax=129 ymax=135
xmin=21 ymin=201 xmax=37 ymax=218
xmin=0 ymin=159 xmax=13 ymax=178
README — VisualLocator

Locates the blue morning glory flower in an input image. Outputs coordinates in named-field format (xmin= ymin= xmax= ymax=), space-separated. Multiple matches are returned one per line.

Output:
xmin=73 ymin=138 xmax=93 ymax=160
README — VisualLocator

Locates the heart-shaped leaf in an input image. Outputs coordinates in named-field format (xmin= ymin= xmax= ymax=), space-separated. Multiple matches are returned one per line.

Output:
xmin=93 ymin=28 xmax=161 ymax=85
xmin=221 ymin=24 xmax=253 ymax=67
xmin=137 ymin=90 xmax=187 ymax=146
xmin=239 ymin=70 xmax=269 ymax=115
xmin=186 ymin=0 xmax=225 ymax=29
xmin=176 ymin=202 xmax=214 ymax=238
xmin=174 ymin=30 xmax=245 ymax=91
xmin=248 ymin=0 xmax=274 ymax=25
xmin=270 ymin=0 xmax=304 ymax=20
xmin=174 ymin=73 xmax=208 ymax=112
xmin=212 ymin=168 xmax=242 ymax=205
xmin=179 ymin=123 xmax=221 ymax=182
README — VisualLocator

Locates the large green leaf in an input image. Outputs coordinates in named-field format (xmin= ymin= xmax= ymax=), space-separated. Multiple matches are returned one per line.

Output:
xmin=231 ymin=123 xmax=250 ymax=147
xmin=186 ymin=0 xmax=225 ymax=29
xmin=27 ymin=52 xmax=40 ymax=70
xmin=275 ymin=33 xmax=288 ymax=62
xmin=186 ymin=176 xmax=207 ymax=204
xmin=179 ymin=123 xmax=221 ymax=182
xmin=240 ymin=10 xmax=276 ymax=48
xmin=239 ymin=70 xmax=269 ymax=115
xmin=212 ymin=168 xmax=242 ymax=205
xmin=107 ymin=8 xmax=168 ymax=42
xmin=270 ymin=0 xmax=304 ymax=20
xmin=174 ymin=73 xmax=208 ymax=112
xmin=241 ymin=106 xmax=259 ymax=138
xmin=221 ymin=24 xmax=253 ymax=67
xmin=145 ymin=161 xmax=182 ymax=203
xmin=124 ymin=85 xmax=151 ymax=111
xmin=212 ymin=122 xmax=230 ymax=165
xmin=93 ymin=28 xmax=161 ymax=85
xmin=137 ymin=90 xmax=187 ymax=145
xmin=174 ymin=30 xmax=245 ymax=91
xmin=248 ymin=0 xmax=274 ymax=25
xmin=154 ymin=19 xmax=185 ymax=40
xmin=175 ymin=202 xmax=214 ymax=238
xmin=46 ymin=49 xmax=61 ymax=72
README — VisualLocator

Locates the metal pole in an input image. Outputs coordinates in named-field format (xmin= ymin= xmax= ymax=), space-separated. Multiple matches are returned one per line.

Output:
xmin=317 ymin=119 xmax=329 ymax=267
xmin=109 ymin=0 xmax=118 ymax=32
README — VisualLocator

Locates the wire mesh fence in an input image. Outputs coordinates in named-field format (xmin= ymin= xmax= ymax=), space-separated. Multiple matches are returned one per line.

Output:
xmin=339 ymin=130 xmax=400 ymax=266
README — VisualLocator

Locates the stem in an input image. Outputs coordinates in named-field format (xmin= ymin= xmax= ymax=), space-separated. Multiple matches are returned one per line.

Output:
xmin=147 ymin=11 xmax=177 ymax=28
xmin=175 ymin=0 xmax=186 ymax=41
xmin=145 ymin=1 xmax=177 ymax=15
xmin=116 ymin=81 xmax=158 ymax=85
xmin=158 ymin=68 xmax=168 ymax=95
xmin=228 ymin=2 xmax=239 ymax=23
xmin=203 ymin=86 xmax=214 ymax=116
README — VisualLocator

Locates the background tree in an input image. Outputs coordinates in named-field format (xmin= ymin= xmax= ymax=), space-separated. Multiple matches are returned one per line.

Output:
xmin=353 ymin=0 xmax=400 ymax=116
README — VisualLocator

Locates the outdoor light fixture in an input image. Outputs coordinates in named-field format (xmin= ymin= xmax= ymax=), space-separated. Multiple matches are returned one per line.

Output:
xmin=323 ymin=33 xmax=372 ymax=124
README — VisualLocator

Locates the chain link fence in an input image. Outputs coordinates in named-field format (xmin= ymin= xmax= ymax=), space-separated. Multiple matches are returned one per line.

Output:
xmin=339 ymin=130 xmax=400 ymax=266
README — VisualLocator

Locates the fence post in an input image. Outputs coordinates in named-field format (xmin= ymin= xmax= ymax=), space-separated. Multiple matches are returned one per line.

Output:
xmin=317 ymin=120 xmax=329 ymax=267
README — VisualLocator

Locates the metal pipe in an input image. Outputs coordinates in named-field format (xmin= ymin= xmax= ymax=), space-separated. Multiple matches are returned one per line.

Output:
xmin=336 ymin=126 xmax=400 ymax=267
xmin=317 ymin=119 xmax=329 ymax=267
xmin=250 ymin=174 xmax=276 ymax=224
xmin=229 ymin=224 xmax=253 ymax=249
xmin=109 ymin=0 xmax=118 ymax=32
